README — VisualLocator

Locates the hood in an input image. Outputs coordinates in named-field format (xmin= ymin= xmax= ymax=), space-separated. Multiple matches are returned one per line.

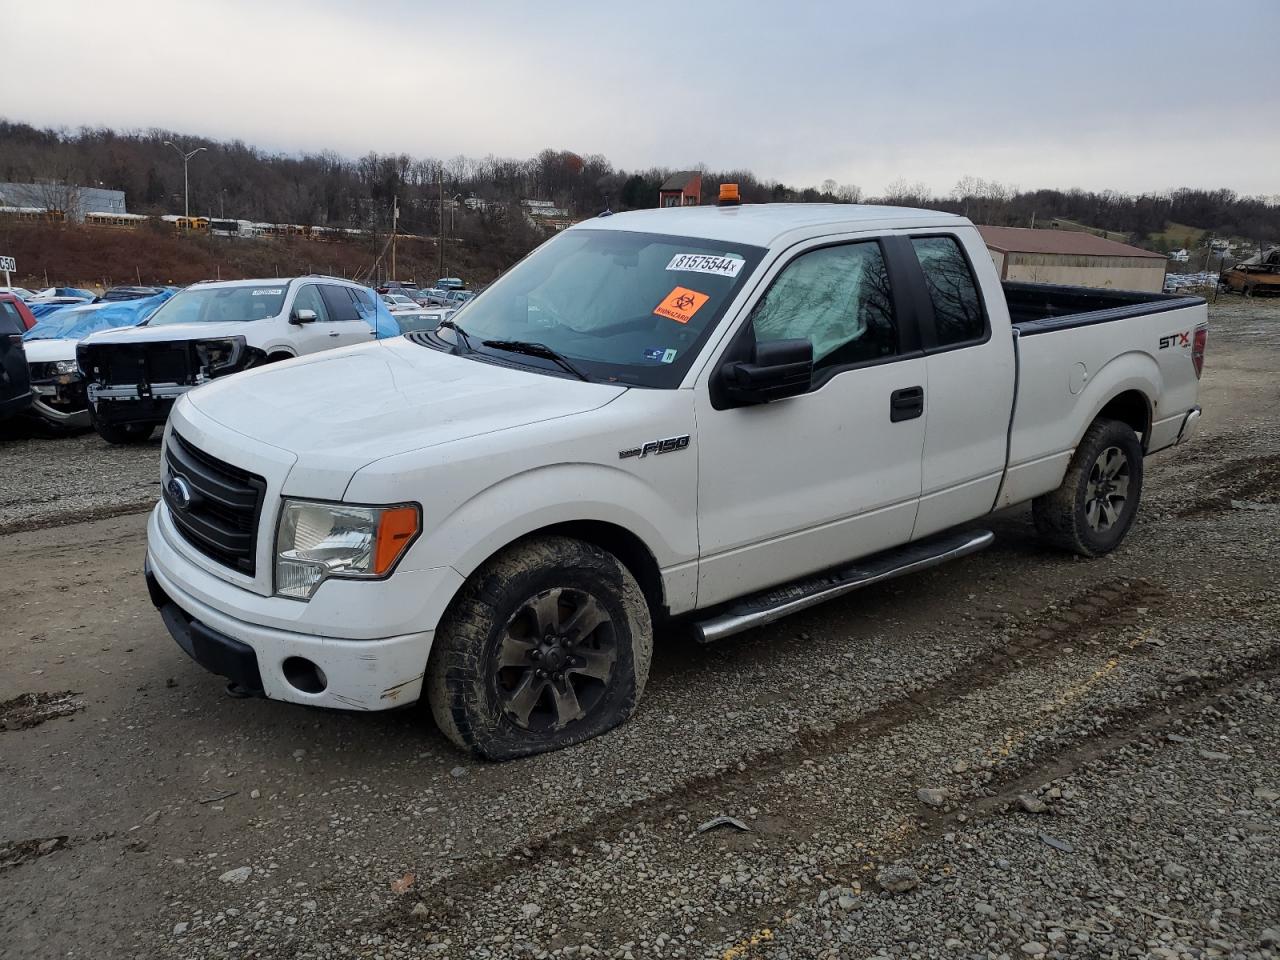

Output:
xmin=22 ymin=338 xmax=78 ymax=363
xmin=184 ymin=336 xmax=627 ymax=493
xmin=80 ymin=320 xmax=255 ymax=345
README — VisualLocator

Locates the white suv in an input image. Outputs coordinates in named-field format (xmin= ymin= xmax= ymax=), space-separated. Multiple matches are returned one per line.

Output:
xmin=78 ymin=276 xmax=389 ymax=443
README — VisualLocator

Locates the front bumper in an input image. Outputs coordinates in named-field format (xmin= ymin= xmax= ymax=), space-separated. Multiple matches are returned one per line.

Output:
xmin=146 ymin=554 xmax=434 ymax=711
xmin=89 ymin=389 xmax=181 ymax=428
xmin=29 ymin=378 xmax=89 ymax=428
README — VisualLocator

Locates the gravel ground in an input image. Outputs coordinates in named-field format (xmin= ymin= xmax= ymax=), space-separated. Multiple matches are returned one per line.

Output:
xmin=0 ymin=296 xmax=1277 ymax=960
xmin=0 ymin=424 xmax=162 ymax=533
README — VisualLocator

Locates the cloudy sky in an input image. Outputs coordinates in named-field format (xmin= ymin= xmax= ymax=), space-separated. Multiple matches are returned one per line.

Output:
xmin=9 ymin=0 xmax=1277 ymax=196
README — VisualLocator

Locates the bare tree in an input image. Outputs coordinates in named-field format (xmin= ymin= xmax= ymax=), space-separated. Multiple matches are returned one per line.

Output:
xmin=836 ymin=183 xmax=863 ymax=204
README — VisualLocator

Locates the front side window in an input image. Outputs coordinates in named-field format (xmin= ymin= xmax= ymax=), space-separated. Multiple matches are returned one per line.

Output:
xmin=292 ymin=284 xmax=330 ymax=322
xmin=426 ymin=228 xmax=766 ymax=387
xmin=148 ymin=285 xmax=288 ymax=325
xmin=748 ymin=241 xmax=898 ymax=376
xmin=911 ymin=236 xmax=985 ymax=346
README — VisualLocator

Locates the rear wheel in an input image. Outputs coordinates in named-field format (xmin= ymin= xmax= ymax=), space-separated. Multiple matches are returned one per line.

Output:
xmin=93 ymin=420 xmax=155 ymax=445
xmin=427 ymin=537 xmax=652 ymax=760
xmin=1033 ymin=417 xmax=1144 ymax=557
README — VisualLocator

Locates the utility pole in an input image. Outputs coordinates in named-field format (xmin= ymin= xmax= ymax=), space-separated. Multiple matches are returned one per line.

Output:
xmin=390 ymin=196 xmax=398 ymax=281
xmin=163 ymin=141 xmax=207 ymax=224
xmin=438 ymin=174 xmax=445 ymax=280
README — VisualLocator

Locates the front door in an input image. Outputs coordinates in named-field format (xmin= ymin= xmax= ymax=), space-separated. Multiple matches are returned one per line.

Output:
xmin=288 ymin=283 xmax=337 ymax=354
xmin=695 ymin=238 xmax=927 ymax=607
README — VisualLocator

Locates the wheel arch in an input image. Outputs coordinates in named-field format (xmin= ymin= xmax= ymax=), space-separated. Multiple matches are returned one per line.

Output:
xmin=1094 ymin=389 xmax=1153 ymax=449
xmin=445 ymin=519 xmax=669 ymax=626
xmin=1072 ymin=351 xmax=1160 ymax=452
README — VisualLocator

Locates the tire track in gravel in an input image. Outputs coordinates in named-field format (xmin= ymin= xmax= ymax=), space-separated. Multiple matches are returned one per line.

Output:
xmin=715 ymin=651 xmax=1280 ymax=960
xmin=1174 ymin=452 xmax=1280 ymax=517
xmin=382 ymin=577 xmax=1169 ymax=931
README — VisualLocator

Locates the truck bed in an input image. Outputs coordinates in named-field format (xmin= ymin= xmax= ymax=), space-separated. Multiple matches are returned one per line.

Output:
xmin=1004 ymin=281 xmax=1204 ymax=335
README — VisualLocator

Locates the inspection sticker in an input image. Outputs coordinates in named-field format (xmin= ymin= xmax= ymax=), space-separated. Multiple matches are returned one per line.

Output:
xmin=654 ymin=287 xmax=710 ymax=325
xmin=666 ymin=253 xmax=744 ymax=278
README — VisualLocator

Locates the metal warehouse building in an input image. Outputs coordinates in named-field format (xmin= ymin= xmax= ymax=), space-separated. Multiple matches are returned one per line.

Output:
xmin=978 ymin=226 xmax=1167 ymax=293
xmin=0 ymin=182 xmax=127 ymax=223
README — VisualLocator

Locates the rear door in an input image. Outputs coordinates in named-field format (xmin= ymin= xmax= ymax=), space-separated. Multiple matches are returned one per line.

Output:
xmin=903 ymin=229 xmax=1015 ymax=538
xmin=320 ymin=285 xmax=381 ymax=346
xmin=0 ymin=300 xmax=33 ymax=413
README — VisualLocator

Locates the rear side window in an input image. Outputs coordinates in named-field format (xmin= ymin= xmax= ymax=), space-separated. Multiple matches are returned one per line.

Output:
xmin=911 ymin=236 xmax=985 ymax=347
xmin=320 ymin=285 xmax=361 ymax=322
xmin=0 ymin=301 xmax=24 ymax=334
xmin=749 ymin=241 xmax=898 ymax=376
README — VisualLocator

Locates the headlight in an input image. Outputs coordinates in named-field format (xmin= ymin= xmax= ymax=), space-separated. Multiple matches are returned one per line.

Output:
xmin=29 ymin=359 xmax=79 ymax=380
xmin=195 ymin=337 xmax=245 ymax=376
xmin=274 ymin=499 xmax=421 ymax=600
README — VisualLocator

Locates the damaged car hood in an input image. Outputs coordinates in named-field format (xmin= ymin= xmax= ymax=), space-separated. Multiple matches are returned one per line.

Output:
xmin=22 ymin=338 xmax=78 ymax=364
xmin=81 ymin=321 xmax=258 ymax=345
xmin=182 ymin=336 xmax=627 ymax=492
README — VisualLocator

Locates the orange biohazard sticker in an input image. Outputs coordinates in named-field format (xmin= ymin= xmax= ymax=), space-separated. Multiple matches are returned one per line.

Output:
xmin=654 ymin=286 xmax=710 ymax=325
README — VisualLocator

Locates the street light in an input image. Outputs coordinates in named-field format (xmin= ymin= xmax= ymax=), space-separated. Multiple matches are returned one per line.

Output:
xmin=163 ymin=140 xmax=207 ymax=222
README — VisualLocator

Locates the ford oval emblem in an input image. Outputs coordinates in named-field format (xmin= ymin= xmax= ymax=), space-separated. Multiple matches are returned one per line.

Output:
xmin=167 ymin=475 xmax=194 ymax=510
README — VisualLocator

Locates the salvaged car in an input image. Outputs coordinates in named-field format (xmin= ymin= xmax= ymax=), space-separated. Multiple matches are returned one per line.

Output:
xmin=78 ymin=276 xmax=398 ymax=444
xmin=1221 ymin=246 xmax=1280 ymax=297
xmin=144 ymin=201 xmax=1207 ymax=758
xmin=1 ymin=296 xmax=33 ymax=421
xmin=22 ymin=289 xmax=175 ymax=431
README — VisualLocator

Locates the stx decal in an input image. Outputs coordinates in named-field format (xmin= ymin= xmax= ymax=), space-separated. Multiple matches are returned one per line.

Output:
xmin=1159 ymin=331 xmax=1190 ymax=349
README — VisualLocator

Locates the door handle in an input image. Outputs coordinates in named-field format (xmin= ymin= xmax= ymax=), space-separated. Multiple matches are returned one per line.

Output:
xmin=890 ymin=386 xmax=924 ymax=422
xmin=328 ymin=332 xmax=340 ymax=337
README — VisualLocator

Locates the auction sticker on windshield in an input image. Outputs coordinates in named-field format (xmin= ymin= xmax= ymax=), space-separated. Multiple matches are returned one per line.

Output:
xmin=252 ymin=289 xmax=284 ymax=296
xmin=654 ymin=287 xmax=710 ymax=325
xmin=666 ymin=253 xmax=745 ymax=278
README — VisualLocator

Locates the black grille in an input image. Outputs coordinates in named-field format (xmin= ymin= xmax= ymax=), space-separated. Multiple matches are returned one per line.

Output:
xmin=85 ymin=342 xmax=195 ymax=386
xmin=163 ymin=432 xmax=266 ymax=574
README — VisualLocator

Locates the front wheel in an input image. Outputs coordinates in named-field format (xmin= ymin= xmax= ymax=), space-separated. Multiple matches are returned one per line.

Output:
xmin=427 ymin=537 xmax=652 ymax=760
xmin=1033 ymin=417 xmax=1144 ymax=557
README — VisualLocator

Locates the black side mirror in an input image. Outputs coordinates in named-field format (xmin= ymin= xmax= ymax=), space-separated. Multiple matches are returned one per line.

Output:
xmin=291 ymin=308 xmax=317 ymax=325
xmin=719 ymin=338 xmax=813 ymax=406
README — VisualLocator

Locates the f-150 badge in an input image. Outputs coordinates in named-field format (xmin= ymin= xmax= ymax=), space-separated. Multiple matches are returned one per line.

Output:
xmin=619 ymin=435 xmax=691 ymax=459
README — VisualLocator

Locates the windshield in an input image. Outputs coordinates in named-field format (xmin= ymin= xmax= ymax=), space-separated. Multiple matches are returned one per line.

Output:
xmin=431 ymin=228 xmax=765 ymax=387
xmin=148 ymin=285 xmax=288 ymax=325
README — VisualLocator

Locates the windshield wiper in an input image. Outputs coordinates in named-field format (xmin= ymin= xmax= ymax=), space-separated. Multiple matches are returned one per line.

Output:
xmin=481 ymin=339 xmax=591 ymax=382
xmin=436 ymin=317 xmax=474 ymax=354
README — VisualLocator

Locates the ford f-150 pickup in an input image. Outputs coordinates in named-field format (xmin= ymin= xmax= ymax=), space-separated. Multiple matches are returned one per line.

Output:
xmin=143 ymin=199 xmax=1207 ymax=759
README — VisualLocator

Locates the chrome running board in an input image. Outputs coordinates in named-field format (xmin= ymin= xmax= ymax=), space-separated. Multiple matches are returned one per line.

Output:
xmin=692 ymin=529 xmax=995 ymax=643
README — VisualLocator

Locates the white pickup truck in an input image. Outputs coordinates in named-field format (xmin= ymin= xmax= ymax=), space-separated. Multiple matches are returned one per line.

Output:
xmin=144 ymin=202 xmax=1207 ymax=759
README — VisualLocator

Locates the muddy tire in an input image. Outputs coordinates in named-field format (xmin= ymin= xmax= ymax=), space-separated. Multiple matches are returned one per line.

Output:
xmin=427 ymin=536 xmax=652 ymax=760
xmin=92 ymin=420 xmax=155 ymax=445
xmin=1033 ymin=417 xmax=1144 ymax=557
